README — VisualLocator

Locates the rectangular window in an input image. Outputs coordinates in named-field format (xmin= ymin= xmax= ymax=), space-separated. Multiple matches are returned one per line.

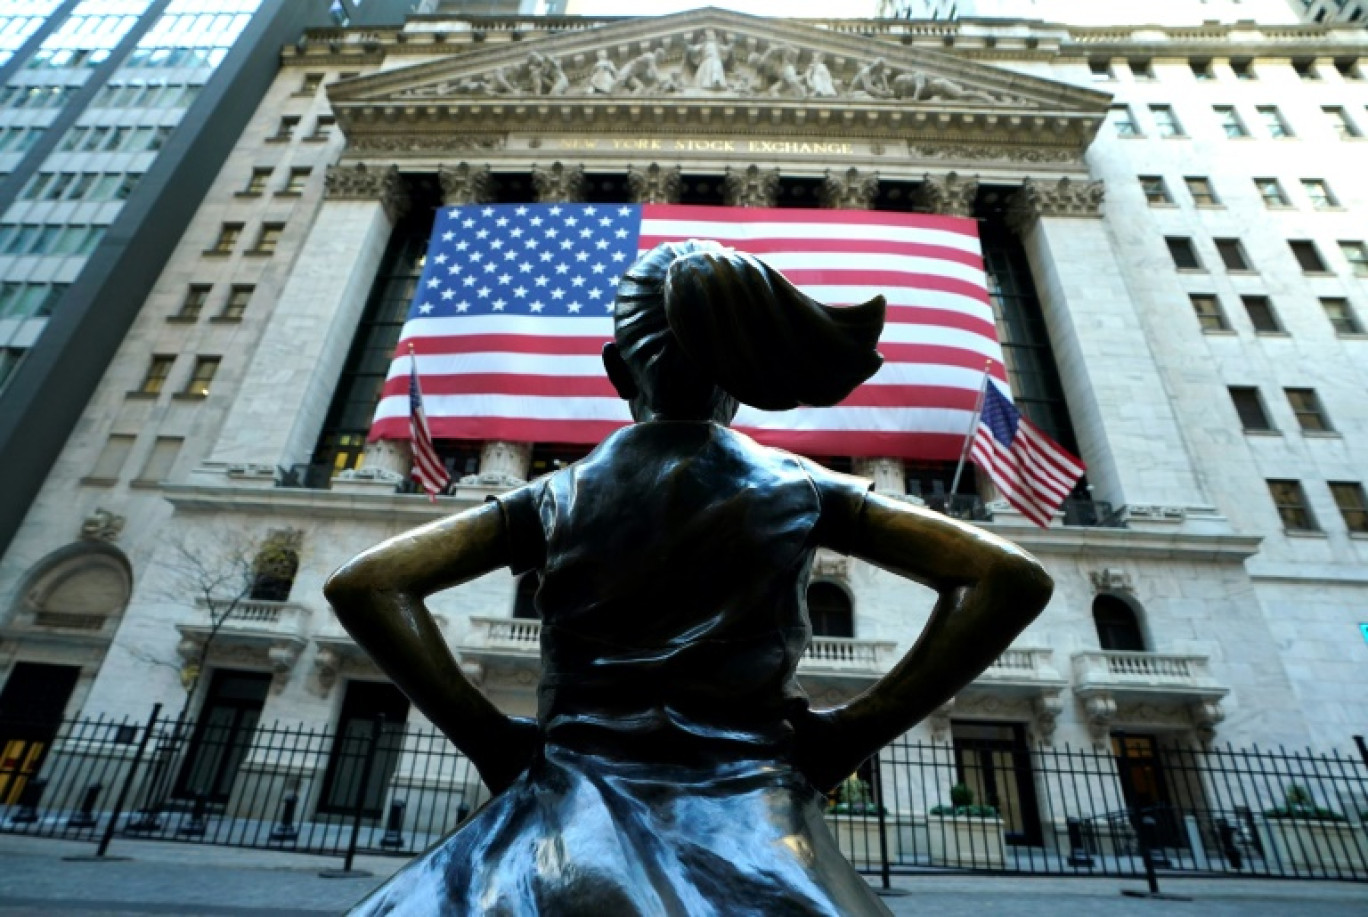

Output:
xmin=1190 ymin=294 xmax=1227 ymax=331
xmin=67 ymin=172 xmax=96 ymax=200
xmin=1167 ymin=237 xmax=1202 ymax=270
xmin=1302 ymin=179 xmax=1338 ymax=209
xmin=1324 ymin=106 xmax=1362 ymax=138
xmin=1268 ymin=479 xmax=1318 ymax=531
xmin=1185 ymin=176 xmax=1219 ymax=206
xmin=1190 ymin=58 xmax=1213 ymax=80
xmin=308 ymin=115 xmax=335 ymax=140
xmin=251 ymin=223 xmax=283 ymax=254
xmin=221 ymin=284 xmax=252 ymax=320
xmin=1140 ymin=176 xmax=1171 ymax=204
xmin=1229 ymin=387 xmax=1273 ymax=431
xmin=44 ymin=172 xmax=75 ymax=200
xmin=135 ymin=436 xmax=182 ymax=484
xmin=1329 ymin=482 xmax=1368 ymax=533
xmin=1243 ymin=295 xmax=1281 ymax=332
xmin=1215 ymin=105 xmax=1248 ymax=138
xmin=1150 ymin=104 xmax=1184 ymax=137
xmin=139 ymin=355 xmax=174 ymax=394
xmin=208 ymin=223 xmax=241 ymax=255
xmin=1129 ymin=58 xmax=1154 ymax=80
xmin=1111 ymin=105 xmax=1140 ymax=137
xmin=1231 ymin=58 xmax=1255 ymax=80
xmin=1333 ymin=57 xmax=1360 ymax=80
xmin=114 ymin=174 xmax=139 ymax=201
xmin=1289 ymin=240 xmax=1328 ymax=272
xmin=1286 ymin=388 xmax=1332 ymax=431
xmin=183 ymin=356 xmax=219 ymax=397
xmin=282 ymin=167 xmax=310 ymax=194
xmin=89 ymin=434 xmax=134 ymax=481
xmin=1292 ymin=58 xmax=1319 ymax=80
xmin=298 ymin=72 xmax=324 ymax=94
xmin=178 ymin=284 xmax=210 ymax=320
xmin=243 ymin=167 xmax=271 ymax=195
xmin=1340 ymin=241 xmax=1368 ymax=276
xmin=270 ymin=115 xmax=299 ymax=140
xmin=20 ymin=173 xmax=52 ymax=200
xmin=1216 ymin=238 xmax=1251 ymax=271
xmin=1089 ymin=57 xmax=1111 ymax=80
xmin=1321 ymin=297 xmax=1362 ymax=334
xmin=1257 ymin=106 xmax=1292 ymax=138
xmin=3 ymin=224 xmax=39 ymax=255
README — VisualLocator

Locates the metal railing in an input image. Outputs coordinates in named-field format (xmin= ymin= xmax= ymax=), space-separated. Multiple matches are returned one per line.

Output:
xmin=4 ymin=710 xmax=1367 ymax=881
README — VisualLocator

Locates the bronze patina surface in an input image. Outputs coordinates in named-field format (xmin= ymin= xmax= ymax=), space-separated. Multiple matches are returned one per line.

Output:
xmin=325 ymin=241 xmax=1052 ymax=914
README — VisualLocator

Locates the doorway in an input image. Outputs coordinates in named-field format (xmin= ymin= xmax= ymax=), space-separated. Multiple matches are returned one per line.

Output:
xmin=318 ymin=680 xmax=410 ymax=817
xmin=951 ymin=721 xmax=1043 ymax=846
xmin=174 ymin=669 xmax=270 ymax=803
xmin=1112 ymin=732 xmax=1181 ymax=847
xmin=0 ymin=663 xmax=80 ymax=804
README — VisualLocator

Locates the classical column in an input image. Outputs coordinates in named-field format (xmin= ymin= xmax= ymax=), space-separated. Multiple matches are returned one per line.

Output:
xmin=438 ymin=162 xmax=494 ymax=206
xmin=461 ymin=162 xmax=588 ymax=487
xmin=626 ymin=163 xmax=682 ymax=204
xmin=531 ymin=161 xmax=585 ymax=204
xmin=913 ymin=171 xmax=979 ymax=218
xmin=818 ymin=167 xmax=878 ymax=210
xmin=816 ymin=168 xmax=908 ymax=496
xmin=723 ymin=165 xmax=779 ymax=208
xmin=1005 ymin=176 xmax=1209 ymax=513
xmin=197 ymin=162 xmax=409 ymax=485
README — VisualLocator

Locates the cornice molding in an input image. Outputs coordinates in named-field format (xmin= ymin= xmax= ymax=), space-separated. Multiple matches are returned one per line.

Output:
xmin=1005 ymin=175 xmax=1105 ymax=233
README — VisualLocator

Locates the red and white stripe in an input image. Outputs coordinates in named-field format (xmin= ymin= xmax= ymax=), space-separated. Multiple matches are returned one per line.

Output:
xmin=970 ymin=414 xmax=1085 ymax=528
xmin=409 ymin=358 xmax=450 ymax=501
xmin=372 ymin=205 xmax=1005 ymax=461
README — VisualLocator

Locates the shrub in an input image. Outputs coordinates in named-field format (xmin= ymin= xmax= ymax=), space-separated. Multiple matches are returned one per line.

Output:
xmin=1264 ymin=784 xmax=1347 ymax=822
xmin=930 ymin=783 xmax=999 ymax=818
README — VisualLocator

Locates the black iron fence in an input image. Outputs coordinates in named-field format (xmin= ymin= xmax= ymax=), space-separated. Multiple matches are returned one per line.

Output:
xmin=4 ymin=709 xmax=1367 ymax=881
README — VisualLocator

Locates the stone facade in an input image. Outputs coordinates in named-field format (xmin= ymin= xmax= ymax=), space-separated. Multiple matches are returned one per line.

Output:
xmin=2 ymin=10 xmax=1367 ymax=790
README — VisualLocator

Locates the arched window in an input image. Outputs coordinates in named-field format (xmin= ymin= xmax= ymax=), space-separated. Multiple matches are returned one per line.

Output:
xmin=806 ymin=581 xmax=853 ymax=638
xmin=512 ymin=574 xmax=539 ymax=620
xmin=14 ymin=542 xmax=132 ymax=630
xmin=1092 ymin=594 xmax=1146 ymax=652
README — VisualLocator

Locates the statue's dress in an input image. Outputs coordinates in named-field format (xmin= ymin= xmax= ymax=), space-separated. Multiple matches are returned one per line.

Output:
xmin=354 ymin=422 xmax=890 ymax=916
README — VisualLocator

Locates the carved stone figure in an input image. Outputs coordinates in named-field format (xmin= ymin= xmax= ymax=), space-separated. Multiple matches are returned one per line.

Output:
xmin=892 ymin=70 xmax=1004 ymax=104
xmin=849 ymin=57 xmax=892 ymax=98
xmin=525 ymin=52 xmax=550 ymax=95
xmin=587 ymin=49 xmax=617 ymax=94
xmin=751 ymin=44 xmax=805 ymax=98
xmin=487 ymin=65 xmax=518 ymax=95
xmin=688 ymin=28 xmax=731 ymax=90
xmin=326 ymin=241 xmax=1052 ymax=914
xmin=614 ymin=47 xmax=670 ymax=94
xmin=547 ymin=55 xmax=569 ymax=96
xmin=805 ymin=52 xmax=837 ymax=98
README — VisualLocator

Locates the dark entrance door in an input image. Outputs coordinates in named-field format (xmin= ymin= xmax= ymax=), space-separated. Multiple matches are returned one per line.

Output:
xmin=951 ymin=721 xmax=1043 ymax=846
xmin=318 ymin=680 xmax=410 ymax=817
xmin=1112 ymin=732 xmax=1181 ymax=847
xmin=0 ymin=662 xmax=80 ymax=804
xmin=174 ymin=669 xmax=270 ymax=803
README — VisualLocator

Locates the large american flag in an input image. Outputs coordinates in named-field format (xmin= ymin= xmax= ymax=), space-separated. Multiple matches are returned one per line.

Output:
xmin=368 ymin=204 xmax=1006 ymax=460
xmin=970 ymin=381 xmax=1085 ymax=528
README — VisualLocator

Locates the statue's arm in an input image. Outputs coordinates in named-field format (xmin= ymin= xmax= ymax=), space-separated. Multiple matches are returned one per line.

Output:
xmin=794 ymin=492 xmax=1052 ymax=791
xmin=323 ymin=501 xmax=536 ymax=794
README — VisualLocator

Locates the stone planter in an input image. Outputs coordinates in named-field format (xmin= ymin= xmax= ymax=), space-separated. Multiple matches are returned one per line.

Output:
xmin=824 ymin=814 xmax=895 ymax=867
xmin=1257 ymin=817 xmax=1367 ymax=872
xmin=927 ymin=814 xmax=1006 ymax=868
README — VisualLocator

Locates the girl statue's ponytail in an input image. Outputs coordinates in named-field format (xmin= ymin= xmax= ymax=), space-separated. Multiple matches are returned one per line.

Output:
xmin=663 ymin=248 xmax=885 ymax=411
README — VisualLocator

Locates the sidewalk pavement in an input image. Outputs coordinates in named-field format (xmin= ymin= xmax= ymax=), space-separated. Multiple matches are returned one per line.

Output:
xmin=0 ymin=833 xmax=1365 ymax=916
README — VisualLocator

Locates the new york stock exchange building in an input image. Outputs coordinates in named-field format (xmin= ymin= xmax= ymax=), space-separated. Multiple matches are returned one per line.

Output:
xmin=3 ymin=4 xmax=1368 ymax=868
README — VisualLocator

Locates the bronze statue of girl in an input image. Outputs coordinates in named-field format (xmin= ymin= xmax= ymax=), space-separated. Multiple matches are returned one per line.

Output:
xmin=325 ymin=241 xmax=1053 ymax=914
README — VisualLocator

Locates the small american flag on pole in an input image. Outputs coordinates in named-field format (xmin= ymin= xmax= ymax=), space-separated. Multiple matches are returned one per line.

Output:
xmin=407 ymin=347 xmax=449 ymax=501
xmin=369 ymin=203 xmax=1006 ymax=460
xmin=970 ymin=381 xmax=1085 ymax=528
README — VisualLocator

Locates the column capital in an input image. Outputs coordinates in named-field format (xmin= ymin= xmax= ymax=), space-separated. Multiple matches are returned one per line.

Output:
xmin=914 ymin=171 xmax=979 ymax=218
xmin=723 ymin=165 xmax=780 ymax=208
xmin=818 ymin=167 xmax=879 ymax=210
xmin=1005 ymin=176 xmax=1105 ymax=234
xmin=532 ymin=161 xmax=586 ymax=203
xmin=438 ymin=162 xmax=495 ymax=205
xmin=323 ymin=162 xmax=409 ymax=222
xmin=626 ymin=163 xmax=682 ymax=204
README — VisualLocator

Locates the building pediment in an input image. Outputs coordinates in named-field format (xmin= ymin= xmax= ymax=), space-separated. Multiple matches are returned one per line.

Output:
xmin=328 ymin=8 xmax=1109 ymax=154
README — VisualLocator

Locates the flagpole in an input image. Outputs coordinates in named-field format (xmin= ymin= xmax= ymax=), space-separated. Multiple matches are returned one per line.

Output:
xmin=949 ymin=360 xmax=994 ymax=497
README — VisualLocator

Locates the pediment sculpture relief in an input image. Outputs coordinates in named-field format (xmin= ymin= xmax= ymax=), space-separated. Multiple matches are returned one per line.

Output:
xmin=392 ymin=34 xmax=1036 ymax=108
